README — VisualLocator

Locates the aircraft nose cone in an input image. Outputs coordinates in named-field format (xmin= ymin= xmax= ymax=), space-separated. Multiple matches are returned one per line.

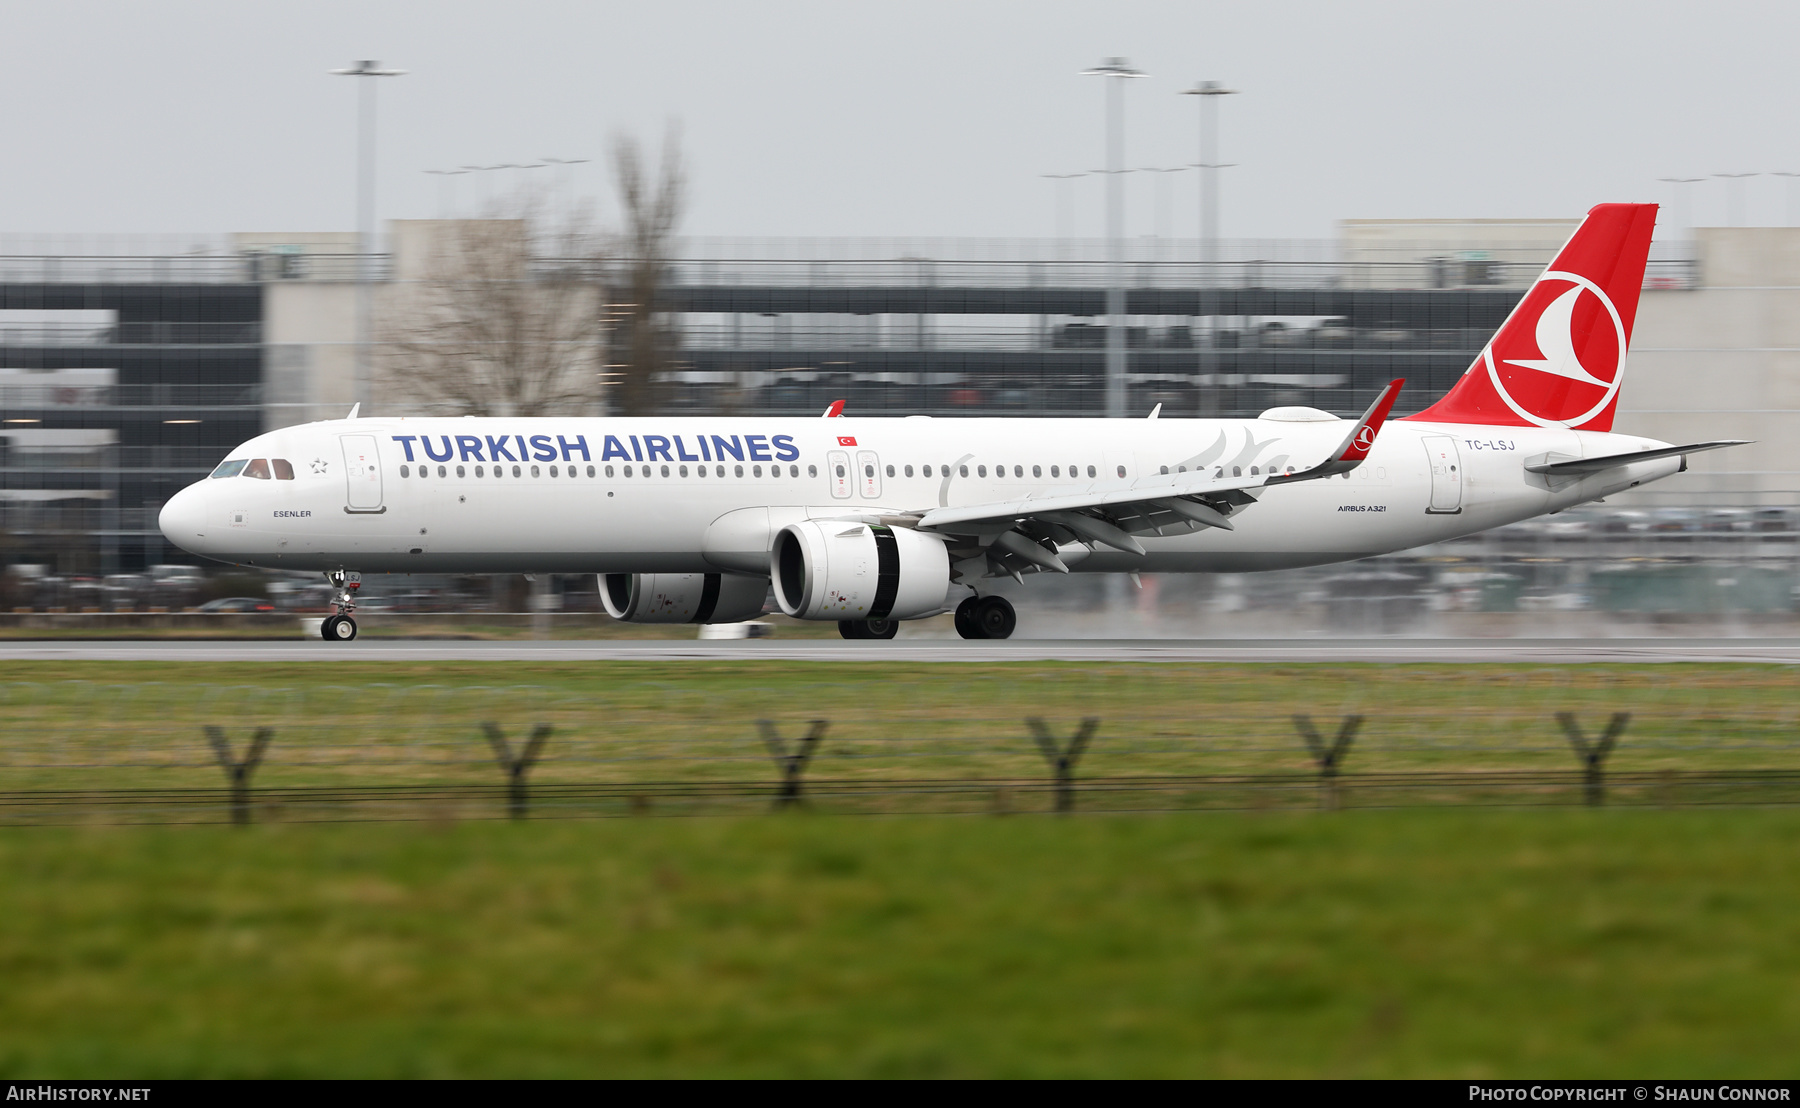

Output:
xmin=158 ymin=484 xmax=208 ymax=551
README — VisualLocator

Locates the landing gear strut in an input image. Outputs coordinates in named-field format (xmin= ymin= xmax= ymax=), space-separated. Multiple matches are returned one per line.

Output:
xmin=838 ymin=618 xmax=900 ymax=640
xmin=955 ymin=595 xmax=1015 ymax=640
xmin=321 ymin=570 xmax=360 ymax=642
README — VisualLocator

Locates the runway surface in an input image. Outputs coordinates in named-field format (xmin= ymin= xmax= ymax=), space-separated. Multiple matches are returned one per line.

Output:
xmin=6 ymin=638 xmax=1800 ymax=663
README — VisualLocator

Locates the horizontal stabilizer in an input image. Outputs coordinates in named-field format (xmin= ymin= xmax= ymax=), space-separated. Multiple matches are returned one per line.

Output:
xmin=1524 ymin=440 xmax=1750 ymax=475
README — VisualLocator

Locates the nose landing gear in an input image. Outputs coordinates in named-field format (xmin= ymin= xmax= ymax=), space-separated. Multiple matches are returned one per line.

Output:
xmin=954 ymin=595 xmax=1016 ymax=640
xmin=321 ymin=570 xmax=361 ymax=642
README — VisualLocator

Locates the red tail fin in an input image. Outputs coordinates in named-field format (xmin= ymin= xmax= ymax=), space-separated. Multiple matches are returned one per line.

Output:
xmin=1407 ymin=203 xmax=1657 ymax=431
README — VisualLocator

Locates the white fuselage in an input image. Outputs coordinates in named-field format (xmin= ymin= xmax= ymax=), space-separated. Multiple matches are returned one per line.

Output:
xmin=157 ymin=414 xmax=1681 ymax=578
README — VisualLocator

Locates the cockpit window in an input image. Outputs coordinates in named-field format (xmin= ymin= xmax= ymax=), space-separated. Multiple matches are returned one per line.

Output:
xmin=210 ymin=459 xmax=248 ymax=479
xmin=272 ymin=458 xmax=295 ymax=480
xmin=243 ymin=459 xmax=272 ymax=480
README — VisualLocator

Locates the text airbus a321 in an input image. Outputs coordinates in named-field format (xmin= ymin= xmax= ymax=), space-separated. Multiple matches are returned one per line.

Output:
xmin=159 ymin=203 xmax=1745 ymax=641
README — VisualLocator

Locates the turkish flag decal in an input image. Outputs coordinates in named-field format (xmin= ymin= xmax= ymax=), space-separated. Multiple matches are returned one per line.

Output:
xmin=837 ymin=436 xmax=857 ymax=446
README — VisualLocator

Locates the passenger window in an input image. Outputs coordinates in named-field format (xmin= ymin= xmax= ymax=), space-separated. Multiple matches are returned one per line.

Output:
xmin=1032 ymin=465 xmax=1040 ymax=478
xmin=1178 ymin=465 xmax=1187 ymax=473
xmin=1250 ymin=466 xmax=1259 ymax=476
xmin=606 ymin=465 xmax=615 ymax=477
xmin=210 ymin=459 xmax=248 ymax=479
xmin=1013 ymin=465 xmax=1023 ymax=478
xmin=978 ymin=465 xmax=987 ymax=477
xmin=886 ymin=464 xmax=895 ymax=478
xmin=439 ymin=465 xmax=448 ymax=478
xmin=960 ymin=465 xmax=969 ymax=477
xmin=865 ymin=464 xmax=875 ymax=478
xmin=1160 ymin=466 xmax=1169 ymax=475
xmin=244 ymin=459 xmax=271 ymax=480
xmin=455 ymin=465 xmax=465 ymax=478
xmin=400 ymin=464 xmax=410 ymax=478
xmin=679 ymin=465 xmax=688 ymax=478
xmin=834 ymin=465 xmax=844 ymax=478
xmin=621 ymin=465 xmax=630 ymax=477
xmin=734 ymin=465 xmax=744 ymax=477
xmin=1117 ymin=465 xmax=1127 ymax=478
xmin=272 ymin=459 xmax=295 ymax=480
xmin=550 ymin=465 xmax=559 ymax=477
xmin=904 ymin=465 xmax=913 ymax=477
xmin=1050 ymin=465 xmax=1059 ymax=477
xmin=1232 ymin=466 xmax=1241 ymax=477
xmin=1086 ymin=465 xmax=1096 ymax=478
xmin=923 ymin=465 xmax=933 ymax=477
xmin=807 ymin=465 xmax=818 ymax=478
xmin=513 ymin=465 xmax=522 ymax=477
xmin=588 ymin=465 xmax=596 ymax=477
xmin=475 ymin=465 xmax=484 ymax=477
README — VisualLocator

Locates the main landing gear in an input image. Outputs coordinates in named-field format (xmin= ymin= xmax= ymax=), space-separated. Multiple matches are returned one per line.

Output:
xmin=954 ymin=595 xmax=1016 ymax=640
xmin=321 ymin=570 xmax=361 ymax=642
xmin=838 ymin=618 xmax=900 ymax=640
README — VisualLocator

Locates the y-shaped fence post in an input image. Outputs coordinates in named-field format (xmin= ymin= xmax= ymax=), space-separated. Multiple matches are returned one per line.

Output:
xmin=1293 ymin=714 xmax=1362 ymax=810
xmin=759 ymin=720 xmax=828 ymax=809
xmin=1027 ymin=717 xmax=1099 ymax=815
xmin=204 ymin=726 xmax=274 ymax=827
xmin=483 ymin=722 xmax=553 ymax=820
xmin=1557 ymin=711 xmax=1629 ymax=807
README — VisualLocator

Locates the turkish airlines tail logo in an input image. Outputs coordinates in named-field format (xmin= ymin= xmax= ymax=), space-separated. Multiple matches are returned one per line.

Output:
xmin=1407 ymin=203 xmax=1658 ymax=431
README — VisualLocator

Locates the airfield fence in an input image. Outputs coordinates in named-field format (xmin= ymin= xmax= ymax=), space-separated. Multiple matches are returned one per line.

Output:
xmin=2 ymin=674 xmax=1799 ymax=824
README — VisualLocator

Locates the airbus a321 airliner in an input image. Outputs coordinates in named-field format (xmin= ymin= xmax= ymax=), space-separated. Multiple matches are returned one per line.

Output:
xmin=159 ymin=203 xmax=1743 ymax=641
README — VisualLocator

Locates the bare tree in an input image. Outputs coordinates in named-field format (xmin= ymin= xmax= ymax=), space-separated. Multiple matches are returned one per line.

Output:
xmin=380 ymin=190 xmax=606 ymax=417
xmin=607 ymin=124 xmax=686 ymax=417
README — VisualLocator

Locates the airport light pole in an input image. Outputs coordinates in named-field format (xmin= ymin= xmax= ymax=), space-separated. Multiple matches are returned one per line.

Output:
xmin=1181 ymin=80 xmax=1238 ymax=280
xmin=1083 ymin=58 xmax=1147 ymax=418
xmin=1183 ymin=80 xmax=1237 ymax=416
xmin=1713 ymin=172 xmax=1759 ymax=227
xmin=331 ymin=60 xmax=406 ymax=412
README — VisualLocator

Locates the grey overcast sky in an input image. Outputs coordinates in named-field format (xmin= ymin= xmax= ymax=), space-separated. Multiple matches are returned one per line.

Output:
xmin=3 ymin=0 xmax=1797 ymax=241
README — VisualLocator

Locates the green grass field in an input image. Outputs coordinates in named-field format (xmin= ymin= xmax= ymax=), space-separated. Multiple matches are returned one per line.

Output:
xmin=1 ymin=661 xmax=1795 ymax=795
xmin=3 ymin=809 xmax=1799 ymax=1077
xmin=2 ymin=661 xmax=1798 ymax=1076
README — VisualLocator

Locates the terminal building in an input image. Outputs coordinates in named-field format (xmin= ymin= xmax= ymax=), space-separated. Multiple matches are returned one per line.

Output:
xmin=0 ymin=221 xmax=1793 ymax=623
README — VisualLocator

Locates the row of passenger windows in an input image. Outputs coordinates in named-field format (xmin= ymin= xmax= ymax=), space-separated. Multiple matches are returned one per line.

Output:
xmin=211 ymin=458 xmax=295 ymax=480
xmin=860 ymin=463 xmax=1121 ymax=479
xmin=400 ymin=462 xmax=817 ymax=479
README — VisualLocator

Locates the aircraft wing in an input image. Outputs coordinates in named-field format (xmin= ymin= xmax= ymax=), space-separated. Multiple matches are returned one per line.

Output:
xmin=906 ymin=380 xmax=1404 ymax=573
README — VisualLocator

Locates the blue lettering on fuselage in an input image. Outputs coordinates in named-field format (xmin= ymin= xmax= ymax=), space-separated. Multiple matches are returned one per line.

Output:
xmin=388 ymin=431 xmax=810 ymax=465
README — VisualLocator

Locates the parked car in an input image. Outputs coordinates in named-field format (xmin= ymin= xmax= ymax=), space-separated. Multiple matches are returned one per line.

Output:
xmin=196 ymin=597 xmax=276 ymax=613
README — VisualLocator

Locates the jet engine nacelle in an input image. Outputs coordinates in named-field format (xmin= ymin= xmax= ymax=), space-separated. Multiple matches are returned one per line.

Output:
xmin=771 ymin=521 xmax=951 ymax=621
xmin=599 ymin=572 xmax=769 ymax=624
